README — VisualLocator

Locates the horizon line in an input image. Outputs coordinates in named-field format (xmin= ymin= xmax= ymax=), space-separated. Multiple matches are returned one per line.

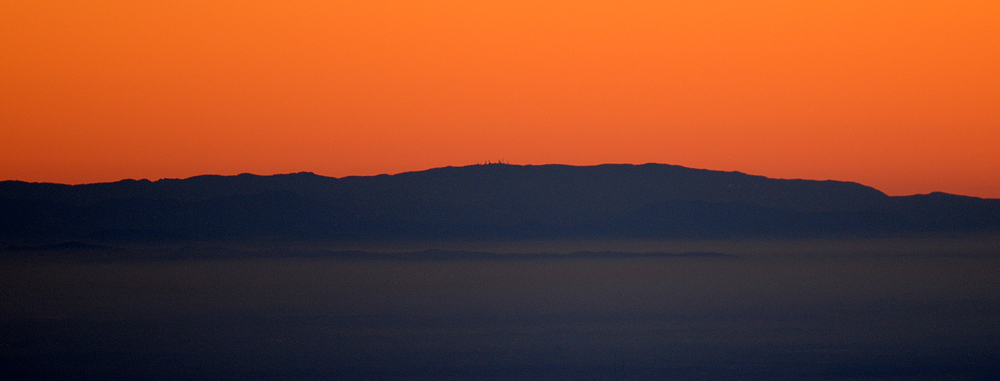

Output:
xmin=2 ymin=162 xmax=987 ymax=199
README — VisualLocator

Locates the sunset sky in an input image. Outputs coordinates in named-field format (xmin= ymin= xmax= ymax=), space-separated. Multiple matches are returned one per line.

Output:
xmin=2 ymin=1 xmax=998 ymax=197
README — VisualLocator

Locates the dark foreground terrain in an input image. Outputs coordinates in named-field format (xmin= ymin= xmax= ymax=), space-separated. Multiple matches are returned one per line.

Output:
xmin=3 ymin=237 xmax=999 ymax=380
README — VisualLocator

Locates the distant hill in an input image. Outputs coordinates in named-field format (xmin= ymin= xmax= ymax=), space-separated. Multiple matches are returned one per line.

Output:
xmin=2 ymin=163 xmax=999 ymax=243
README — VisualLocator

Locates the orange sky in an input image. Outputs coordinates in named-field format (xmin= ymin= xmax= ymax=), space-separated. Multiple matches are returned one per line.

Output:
xmin=2 ymin=1 xmax=999 ymax=197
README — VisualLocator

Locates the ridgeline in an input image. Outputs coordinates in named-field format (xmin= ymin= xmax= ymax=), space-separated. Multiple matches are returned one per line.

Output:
xmin=3 ymin=163 xmax=998 ymax=243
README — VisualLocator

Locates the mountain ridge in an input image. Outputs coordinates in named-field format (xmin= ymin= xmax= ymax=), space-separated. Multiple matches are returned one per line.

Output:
xmin=2 ymin=163 xmax=997 ymax=242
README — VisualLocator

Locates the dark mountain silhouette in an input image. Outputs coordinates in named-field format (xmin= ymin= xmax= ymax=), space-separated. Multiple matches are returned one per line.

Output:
xmin=2 ymin=163 xmax=998 ymax=243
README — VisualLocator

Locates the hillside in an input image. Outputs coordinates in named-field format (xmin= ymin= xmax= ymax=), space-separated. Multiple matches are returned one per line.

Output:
xmin=2 ymin=163 xmax=998 ymax=243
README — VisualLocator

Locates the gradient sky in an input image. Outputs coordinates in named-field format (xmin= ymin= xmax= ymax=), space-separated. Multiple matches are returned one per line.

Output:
xmin=2 ymin=1 xmax=998 ymax=197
